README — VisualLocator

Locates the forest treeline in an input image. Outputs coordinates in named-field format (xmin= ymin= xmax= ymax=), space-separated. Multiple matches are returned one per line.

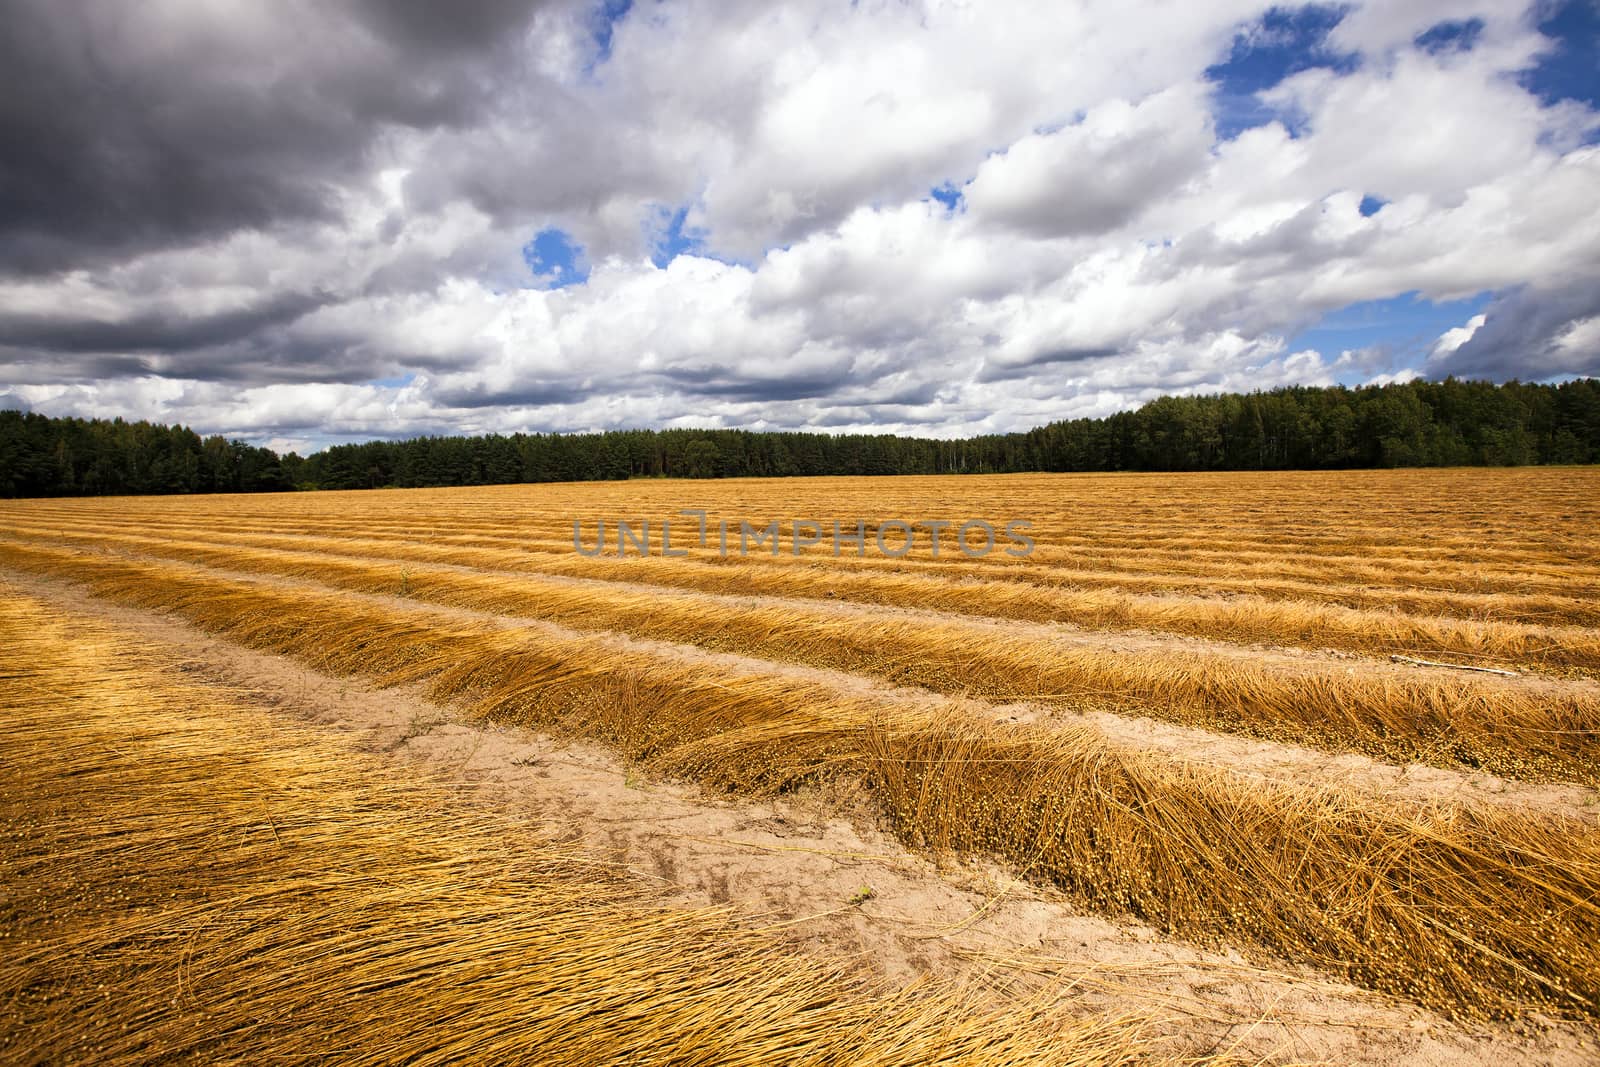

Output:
xmin=2 ymin=377 xmax=1597 ymax=497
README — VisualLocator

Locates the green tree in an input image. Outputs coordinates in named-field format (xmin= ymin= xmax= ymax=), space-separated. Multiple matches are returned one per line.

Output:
xmin=683 ymin=438 xmax=722 ymax=479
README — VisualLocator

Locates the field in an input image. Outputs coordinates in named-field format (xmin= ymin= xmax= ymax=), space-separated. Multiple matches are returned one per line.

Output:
xmin=4 ymin=468 xmax=1600 ymax=1064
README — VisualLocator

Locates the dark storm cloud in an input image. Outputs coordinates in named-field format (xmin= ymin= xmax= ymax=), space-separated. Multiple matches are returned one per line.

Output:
xmin=1429 ymin=283 xmax=1600 ymax=380
xmin=0 ymin=290 xmax=327 ymax=354
xmin=662 ymin=368 xmax=855 ymax=402
xmin=0 ymin=351 xmax=156 ymax=382
xmin=155 ymin=335 xmax=386 ymax=385
xmin=3 ymin=324 xmax=412 ymax=387
xmin=857 ymin=380 xmax=945 ymax=407
xmin=976 ymin=346 xmax=1122 ymax=383
xmin=354 ymin=0 xmax=545 ymax=52
xmin=433 ymin=381 xmax=592 ymax=408
xmin=0 ymin=344 xmax=365 ymax=387
xmin=0 ymin=0 xmax=549 ymax=276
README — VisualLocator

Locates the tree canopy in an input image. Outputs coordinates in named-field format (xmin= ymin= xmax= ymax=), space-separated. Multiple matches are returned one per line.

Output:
xmin=3 ymin=377 xmax=1597 ymax=498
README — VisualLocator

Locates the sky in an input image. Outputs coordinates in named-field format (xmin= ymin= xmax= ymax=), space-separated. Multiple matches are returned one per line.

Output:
xmin=0 ymin=0 xmax=1597 ymax=453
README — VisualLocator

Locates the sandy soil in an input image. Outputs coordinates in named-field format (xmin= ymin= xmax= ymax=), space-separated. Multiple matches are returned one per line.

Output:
xmin=5 ymin=565 xmax=1597 ymax=1066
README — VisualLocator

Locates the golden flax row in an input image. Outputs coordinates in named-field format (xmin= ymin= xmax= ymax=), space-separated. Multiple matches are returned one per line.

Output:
xmin=0 ymin=589 xmax=1154 ymax=1067
xmin=2 ymin=533 xmax=1594 ymax=782
xmin=2 ymin=546 xmax=1597 ymax=1020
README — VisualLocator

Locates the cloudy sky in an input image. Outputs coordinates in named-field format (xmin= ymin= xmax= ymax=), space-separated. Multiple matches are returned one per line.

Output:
xmin=1 ymin=0 xmax=1597 ymax=452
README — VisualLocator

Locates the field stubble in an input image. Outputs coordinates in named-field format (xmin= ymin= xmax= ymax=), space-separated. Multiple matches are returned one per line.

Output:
xmin=0 ymin=589 xmax=1155 ymax=1066
xmin=4 ymin=468 xmax=1600 ymax=1044
xmin=1 ymin=531 xmax=1595 ymax=785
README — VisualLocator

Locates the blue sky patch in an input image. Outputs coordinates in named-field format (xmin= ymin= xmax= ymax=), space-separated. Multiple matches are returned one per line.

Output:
xmin=1206 ymin=4 xmax=1360 ymax=139
xmin=590 ymin=0 xmax=634 ymax=68
xmin=650 ymin=203 xmax=708 ymax=268
xmin=928 ymin=184 xmax=962 ymax=211
xmin=523 ymin=228 xmax=590 ymax=288
xmin=1357 ymin=194 xmax=1387 ymax=217
xmin=1519 ymin=0 xmax=1600 ymax=111
xmin=1414 ymin=17 xmax=1485 ymax=54
xmin=1289 ymin=290 xmax=1491 ymax=380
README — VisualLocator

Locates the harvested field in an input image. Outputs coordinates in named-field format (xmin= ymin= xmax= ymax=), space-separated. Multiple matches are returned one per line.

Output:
xmin=0 ymin=589 xmax=1149 ymax=1066
xmin=4 ymin=468 xmax=1600 ymax=1063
